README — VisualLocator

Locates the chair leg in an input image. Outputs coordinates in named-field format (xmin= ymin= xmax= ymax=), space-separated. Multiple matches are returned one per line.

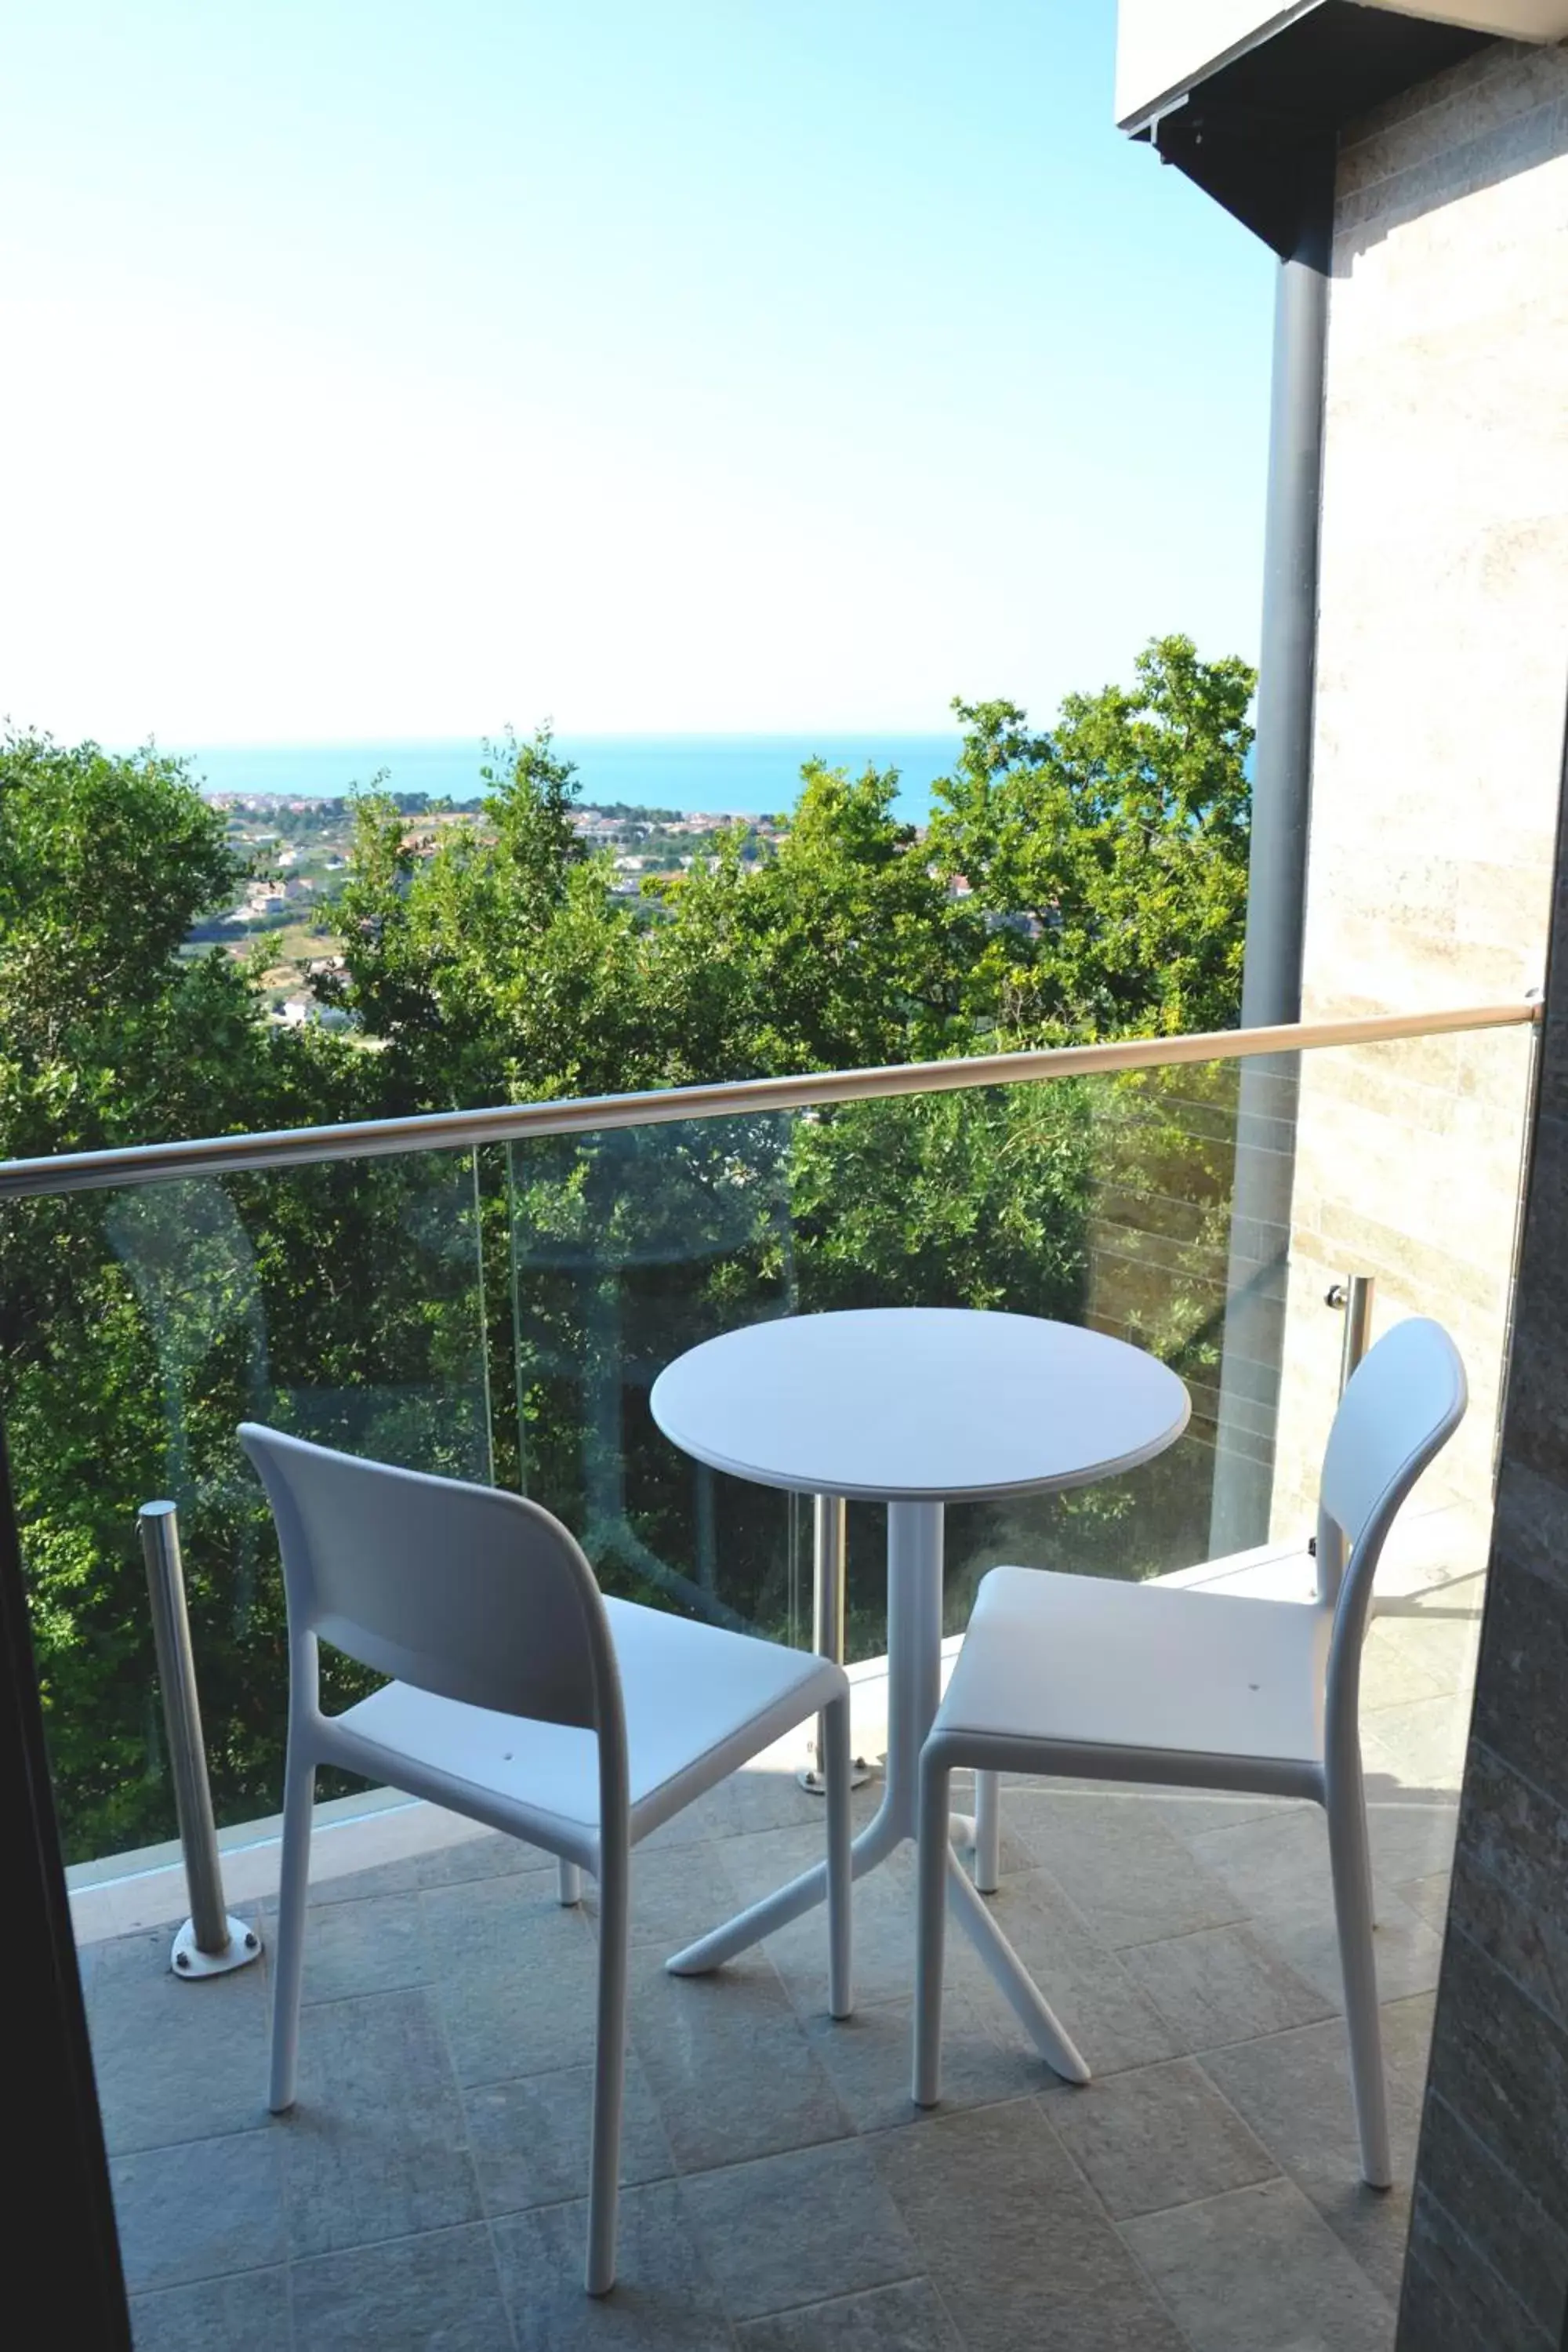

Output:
xmin=585 ymin=1838 xmax=630 ymax=2296
xmin=822 ymin=1695 xmax=854 ymax=2020
xmin=269 ymin=1743 xmax=315 ymax=2114
xmin=1325 ymin=1769 xmax=1392 ymax=2188
xmin=558 ymin=1858 xmax=583 ymax=1907
xmin=974 ymin=1769 xmax=1002 ymax=1895
xmin=913 ymin=1750 xmax=951 ymax=2107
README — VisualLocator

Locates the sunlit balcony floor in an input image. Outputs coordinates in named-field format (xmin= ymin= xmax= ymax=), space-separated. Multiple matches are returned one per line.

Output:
xmin=72 ymin=1552 xmax=1480 ymax=2352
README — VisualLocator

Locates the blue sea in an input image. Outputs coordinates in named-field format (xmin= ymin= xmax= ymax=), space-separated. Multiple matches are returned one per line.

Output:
xmin=180 ymin=734 xmax=963 ymax=825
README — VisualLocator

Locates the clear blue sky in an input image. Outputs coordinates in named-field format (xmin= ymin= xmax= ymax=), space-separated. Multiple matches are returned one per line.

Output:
xmin=0 ymin=1 xmax=1274 ymax=745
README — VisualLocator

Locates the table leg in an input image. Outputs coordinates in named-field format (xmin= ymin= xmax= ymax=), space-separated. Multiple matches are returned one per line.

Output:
xmin=944 ymin=1849 xmax=1091 ymax=2083
xmin=665 ymin=1500 xmax=945 ymax=1976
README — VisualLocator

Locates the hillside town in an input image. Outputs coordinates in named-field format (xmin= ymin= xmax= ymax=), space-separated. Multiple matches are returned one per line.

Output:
xmin=199 ymin=792 xmax=792 ymax=1020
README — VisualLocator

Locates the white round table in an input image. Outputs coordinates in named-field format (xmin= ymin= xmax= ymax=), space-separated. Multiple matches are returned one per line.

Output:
xmin=650 ymin=1307 xmax=1191 ymax=2082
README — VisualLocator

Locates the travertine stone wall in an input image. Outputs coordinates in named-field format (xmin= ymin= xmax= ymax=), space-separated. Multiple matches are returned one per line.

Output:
xmin=1269 ymin=39 xmax=1568 ymax=1552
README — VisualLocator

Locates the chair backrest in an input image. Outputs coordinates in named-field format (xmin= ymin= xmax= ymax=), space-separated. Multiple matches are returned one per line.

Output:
xmin=239 ymin=1423 xmax=618 ymax=1733
xmin=1318 ymin=1316 xmax=1468 ymax=1644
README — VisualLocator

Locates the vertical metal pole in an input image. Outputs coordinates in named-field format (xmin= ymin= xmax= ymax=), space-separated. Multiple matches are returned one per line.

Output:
xmin=1317 ymin=1275 xmax=1375 ymax=1603
xmin=1338 ymin=1274 xmax=1375 ymax=1395
xmin=138 ymin=1503 xmax=260 ymax=1977
xmin=1240 ymin=187 xmax=1334 ymax=1042
xmin=798 ymin=1495 xmax=846 ymax=1791
xmin=811 ymin=1493 xmax=847 ymax=1667
xmin=1210 ymin=162 xmax=1334 ymax=1556
xmin=799 ymin=1494 xmax=871 ymax=1792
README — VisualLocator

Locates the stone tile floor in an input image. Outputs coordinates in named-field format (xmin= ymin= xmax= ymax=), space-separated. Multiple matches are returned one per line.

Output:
xmin=76 ymin=1570 xmax=1481 ymax=2351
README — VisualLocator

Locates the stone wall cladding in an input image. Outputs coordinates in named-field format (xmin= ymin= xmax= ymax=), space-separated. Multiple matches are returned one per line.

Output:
xmin=1269 ymin=35 xmax=1568 ymax=1549
xmin=1396 ymin=648 xmax=1568 ymax=2341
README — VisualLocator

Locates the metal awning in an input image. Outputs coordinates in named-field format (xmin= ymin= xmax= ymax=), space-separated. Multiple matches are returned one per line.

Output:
xmin=1120 ymin=1 xmax=1507 ymax=253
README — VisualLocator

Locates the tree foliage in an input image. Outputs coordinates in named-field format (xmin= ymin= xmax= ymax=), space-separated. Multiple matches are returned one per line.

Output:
xmin=0 ymin=637 xmax=1256 ymax=1857
xmin=927 ymin=634 xmax=1254 ymax=1040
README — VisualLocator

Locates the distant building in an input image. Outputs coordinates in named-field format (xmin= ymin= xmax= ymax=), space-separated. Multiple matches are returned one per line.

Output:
xmin=274 ymin=995 xmax=350 ymax=1031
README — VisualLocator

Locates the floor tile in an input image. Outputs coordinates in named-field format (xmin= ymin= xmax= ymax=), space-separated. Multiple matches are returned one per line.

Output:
xmin=466 ymin=2056 xmax=675 ymax=2215
xmin=278 ymin=1986 xmax=481 ymax=2258
xmin=635 ymin=1780 xmax=745 ymax=1851
xmin=130 ymin=2264 xmax=291 ymax=2351
xmin=1115 ymin=1785 xmax=1310 ymax=1842
xmin=583 ymin=1838 xmax=753 ymax=1952
xmin=1120 ymin=1922 xmax=1336 ymax=2050
xmin=1041 ymin=2059 xmax=1277 ymax=2218
xmin=1123 ymin=2176 xmax=1396 ymax=2351
xmin=88 ymin=1926 xmax=271 ymax=2157
xmin=492 ymin=2180 xmax=733 ymax=2350
xmin=1003 ymin=1777 xmax=1304 ymax=1847
xmin=629 ymin=1950 xmax=851 ymax=2172
xmin=288 ymin=1887 xmax=430 ymax=2005
xmin=1188 ymin=1806 xmax=1335 ymax=1914
xmin=292 ymin=2221 xmax=512 ymax=2350
xmin=1366 ymin=1599 xmax=1483 ymax=1704
xmin=85 ymin=1754 xmax=1460 ymax=2352
xmin=112 ymin=2129 xmax=285 ymax=2295
xmin=1202 ymin=2000 xmax=1432 ymax=2299
xmin=1358 ymin=1625 xmax=1450 ymax=1709
xmin=734 ymin=2279 xmax=961 ymax=2350
xmin=733 ymin=1764 xmax=867 ymax=1840
xmin=418 ymin=1828 xmax=557 ymax=1887
xmin=717 ymin=1824 xmax=944 ymax=2015
xmin=637 ymin=1764 xmax=853 ymax=1853
xmin=641 ymin=2013 xmax=851 ymax=2172
xmin=304 ymin=1853 xmax=422 ymax=1906
xmin=1363 ymin=1791 xmax=1458 ymax=1890
xmin=870 ymin=2099 xmax=1186 ymax=2352
xmin=1010 ymin=1794 xmax=1247 ymax=1949
xmin=683 ymin=2138 xmax=919 ymax=2321
xmin=1360 ymin=1695 xmax=1471 ymax=1794
xmin=1252 ymin=1884 xmax=1444 ymax=2012
xmin=1395 ymin=1871 xmax=1453 ymax=1931
xmin=802 ymin=1993 xmax=1029 ymax=2134
xmin=967 ymin=1871 xmax=1181 ymax=2075
xmin=423 ymin=1869 xmax=602 ymax=2085
xmin=1186 ymin=1812 xmax=1443 ymax=2007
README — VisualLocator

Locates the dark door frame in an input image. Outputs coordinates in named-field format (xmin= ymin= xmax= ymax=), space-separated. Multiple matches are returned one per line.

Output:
xmin=0 ymin=1417 xmax=132 ymax=2345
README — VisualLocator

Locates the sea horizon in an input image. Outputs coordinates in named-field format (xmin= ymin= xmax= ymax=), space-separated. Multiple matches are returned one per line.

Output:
xmin=169 ymin=732 xmax=963 ymax=823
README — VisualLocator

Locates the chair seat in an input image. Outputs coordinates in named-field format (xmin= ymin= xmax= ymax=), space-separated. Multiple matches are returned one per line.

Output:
xmin=935 ymin=1565 xmax=1329 ymax=1773
xmin=327 ymin=1596 xmax=843 ymax=1855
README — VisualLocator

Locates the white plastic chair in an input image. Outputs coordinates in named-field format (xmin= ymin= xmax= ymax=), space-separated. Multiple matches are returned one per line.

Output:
xmin=240 ymin=1424 xmax=854 ymax=2295
xmin=913 ymin=1317 xmax=1467 ymax=2185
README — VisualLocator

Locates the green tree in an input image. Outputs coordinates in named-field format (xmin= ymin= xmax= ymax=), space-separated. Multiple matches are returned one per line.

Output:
xmin=332 ymin=728 xmax=658 ymax=1109
xmin=927 ymin=633 xmax=1254 ymax=1040
xmin=0 ymin=635 xmax=1258 ymax=1859
xmin=652 ymin=758 xmax=978 ymax=1076
xmin=0 ymin=734 xmax=481 ymax=1853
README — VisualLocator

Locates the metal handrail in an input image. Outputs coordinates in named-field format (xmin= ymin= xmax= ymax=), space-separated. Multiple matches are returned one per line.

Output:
xmin=0 ymin=998 xmax=1540 ymax=1200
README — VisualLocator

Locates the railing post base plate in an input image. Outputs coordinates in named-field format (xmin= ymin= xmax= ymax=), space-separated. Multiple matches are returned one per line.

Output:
xmin=169 ymin=1914 xmax=263 ymax=1980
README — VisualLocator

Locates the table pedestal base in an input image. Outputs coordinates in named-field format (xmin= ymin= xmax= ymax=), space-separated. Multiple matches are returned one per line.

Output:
xmin=665 ymin=1500 xmax=1090 ymax=2087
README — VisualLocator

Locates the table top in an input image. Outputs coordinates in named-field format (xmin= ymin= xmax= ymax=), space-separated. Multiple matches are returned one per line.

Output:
xmin=649 ymin=1307 xmax=1191 ymax=1503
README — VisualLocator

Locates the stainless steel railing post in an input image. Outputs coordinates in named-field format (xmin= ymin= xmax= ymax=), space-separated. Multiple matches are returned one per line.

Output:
xmin=1319 ymin=1276 xmax=1377 ymax=1607
xmin=1327 ymin=1273 xmax=1376 ymax=1396
xmin=811 ymin=1494 xmax=848 ymax=1668
xmin=138 ymin=1502 xmax=262 ymax=1978
xmin=798 ymin=1494 xmax=873 ymax=1793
